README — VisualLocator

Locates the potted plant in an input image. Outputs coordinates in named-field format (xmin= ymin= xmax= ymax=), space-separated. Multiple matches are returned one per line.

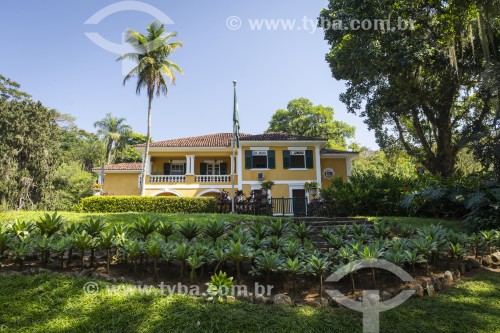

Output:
xmin=91 ymin=183 xmax=102 ymax=196
xmin=260 ymin=180 xmax=275 ymax=195
xmin=304 ymin=181 xmax=319 ymax=197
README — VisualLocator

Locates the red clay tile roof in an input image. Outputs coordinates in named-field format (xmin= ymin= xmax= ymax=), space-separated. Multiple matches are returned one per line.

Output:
xmin=141 ymin=133 xmax=250 ymax=148
xmin=320 ymin=148 xmax=359 ymax=154
xmin=140 ymin=132 xmax=326 ymax=148
xmin=92 ymin=163 xmax=142 ymax=171
xmin=242 ymin=132 xmax=326 ymax=142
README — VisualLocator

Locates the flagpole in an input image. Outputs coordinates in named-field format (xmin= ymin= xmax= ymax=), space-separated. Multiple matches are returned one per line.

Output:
xmin=231 ymin=80 xmax=237 ymax=214
xmin=231 ymin=137 xmax=235 ymax=214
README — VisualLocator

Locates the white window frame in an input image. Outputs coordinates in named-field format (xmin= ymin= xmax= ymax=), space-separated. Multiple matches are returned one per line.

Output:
xmin=289 ymin=150 xmax=307 ymax=169
xmin=251 ymin=150 xmax=269 ymax=169
xmin=170 ymin=163 xmax=185 ymax=175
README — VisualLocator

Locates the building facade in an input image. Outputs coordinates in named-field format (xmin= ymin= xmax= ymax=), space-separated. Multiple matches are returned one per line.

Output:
xmin=98 ymin=133 xmax=358 ymax=203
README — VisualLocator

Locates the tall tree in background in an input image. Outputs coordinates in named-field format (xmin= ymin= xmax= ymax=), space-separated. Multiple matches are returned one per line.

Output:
xmin=0 ymin=78 xmax=60 ymax=209
xmin=266 ymin=98 xmax=355 ymax=149
xmin=94 ymin=113 xmax=131 ymax=165
xmin=118 ymin=21 xmax=183 ymax=196
xmin=320 ymin=0 xmax=499 ymax=176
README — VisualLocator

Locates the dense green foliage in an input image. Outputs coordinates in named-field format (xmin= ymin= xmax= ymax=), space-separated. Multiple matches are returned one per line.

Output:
xmin=321 ymin=173 xmax=410 ymax=216
xmin=0 ymin=97 xmax=60 ymax=210
xmin=321 ymin=0 xmax=500 ymax=177
xmin=0 ymin=214 xmax=498 ymax=332
xmin=80 ymin=196 xmax=218 ymax=213
xmin=266 ymin=98 xmax=355 ymax=150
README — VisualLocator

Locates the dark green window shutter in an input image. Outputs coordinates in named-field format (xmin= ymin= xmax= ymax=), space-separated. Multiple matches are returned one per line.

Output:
xmin=200 ymin=163 xmax=207 ymax=175
xmin=305 ymin=150 xmax=314 ymax=169
xmin=245 ymin=150 xmax=252 ymax=169
xmin=220 ymin=163 xmax=228 ymax=175
xmin=283 ymin=150 xmax=290 ymax=169
xmin=268 ymin=150 xmax=276 ymax=169
xmin=163 ymin=163 xmax=171 ymax=175
xmin=183 ymin=163 xmax=187 ymax=175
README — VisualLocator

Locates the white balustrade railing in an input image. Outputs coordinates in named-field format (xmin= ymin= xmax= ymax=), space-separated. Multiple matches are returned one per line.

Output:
xmin=149 ymin=175 xmax=186 ymax=183
xmin=195 ymin=175 xmax=231 ymax=183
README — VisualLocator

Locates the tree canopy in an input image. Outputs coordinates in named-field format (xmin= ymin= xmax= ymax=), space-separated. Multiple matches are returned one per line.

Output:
xmin=266 ymin=98 xmax=356 ymax=150
xmin=320 ymin=0 xmax=500 ymax=177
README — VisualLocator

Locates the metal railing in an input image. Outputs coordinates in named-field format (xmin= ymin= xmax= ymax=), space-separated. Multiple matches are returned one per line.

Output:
xmin=149 ymin=175 xmax=186 ymax=183
xmin=271 ymin=197 xmax=308 ymax=217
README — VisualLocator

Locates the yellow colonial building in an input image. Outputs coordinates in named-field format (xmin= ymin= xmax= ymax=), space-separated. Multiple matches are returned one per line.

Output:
xmin=98 ymin=133 xmax=357 ymax=213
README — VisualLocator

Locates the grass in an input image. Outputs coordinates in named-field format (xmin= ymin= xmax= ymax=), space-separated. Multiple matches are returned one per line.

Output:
xmin=0 ymin=211 xmax=286 ymax=226
xmin=0 ymin=271 xmax=498 ymax=332
xmin=367 ymin=216 xmax=467 ymax=232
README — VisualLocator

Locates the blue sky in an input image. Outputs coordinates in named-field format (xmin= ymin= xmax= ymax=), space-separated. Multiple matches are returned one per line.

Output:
xmin=0 ymin=0 xmax=377 ymax=149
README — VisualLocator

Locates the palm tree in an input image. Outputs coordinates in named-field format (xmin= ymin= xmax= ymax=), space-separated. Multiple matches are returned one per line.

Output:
xmin=117 ymin=21 xmax=183 ymax=196
xmin=94 ymin=113 xmax=131 ymax=165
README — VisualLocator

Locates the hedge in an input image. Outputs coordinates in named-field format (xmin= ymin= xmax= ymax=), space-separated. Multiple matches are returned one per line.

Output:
xmin=80 ymin=196 xmax=218 ymax=213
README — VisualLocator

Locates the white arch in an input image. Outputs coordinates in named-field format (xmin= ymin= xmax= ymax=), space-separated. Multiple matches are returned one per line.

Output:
xmin=196 ymin=189 xmax=221 ymax=197
xmin=150 ymin=189 xmax=182 ymax=197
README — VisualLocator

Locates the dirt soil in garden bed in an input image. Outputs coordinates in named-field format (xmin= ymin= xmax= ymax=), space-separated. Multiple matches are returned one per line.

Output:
xmin=2 ymin=252 xmax=497 ymax=307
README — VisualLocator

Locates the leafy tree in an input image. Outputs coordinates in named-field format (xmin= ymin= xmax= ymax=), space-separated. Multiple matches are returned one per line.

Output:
xmin=114 ymin=131 xmax=148 ymax=163
xmin=118 ymin=21 xmax=184 ymax=196
xmin=94 ymin=113 xmax=132 ymax=165
xmin=50 ymin=162 xmax=94 ymax=210
xmin=0 ymin=75 xmax=31 ymax=101
xmin=266 ymin=98 xmax=355 ymax=149
xmin=0 ymin=97 xmax=60 ymax=209
xmin=320 ymin=0 xmax=500 ymax=176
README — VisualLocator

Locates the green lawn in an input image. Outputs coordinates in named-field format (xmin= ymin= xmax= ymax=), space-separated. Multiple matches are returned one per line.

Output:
xmin=367 ymin=216 xmax=467 ymax=232
xmin=0 ymin=272 xmax=498 ymax=333
xmin=0 ymin=211 xmax=284 ymax=226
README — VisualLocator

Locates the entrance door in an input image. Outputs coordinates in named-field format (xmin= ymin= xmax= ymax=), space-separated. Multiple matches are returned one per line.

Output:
xmin=292 ymin=189 xmax=307 ymax=216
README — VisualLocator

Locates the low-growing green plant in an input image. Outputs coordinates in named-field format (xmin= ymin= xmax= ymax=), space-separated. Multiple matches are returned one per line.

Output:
xmin=99 ymin=230 xmax=116 ymax=274
xmin=307 ymin=255 xmax=330 ymax=298
xmin=157 ymin=220 xmax=176 ymax=241
xmin=206 ymin=271 xmax=234 ymax=303
xmin=122 ymin=239 xmax=144 ymax=277
xmin=9 ymin=239 xmax=33 ymax=270
xmin=269 ymin=219 xmax=288 ymax=238
xmin=203 ymin=219 xmax=227 ymax=242
xmin=292 ymin=222 xmax=313 ymax=244
xmin=145 ymin=238 xmax=164 ymax=282
xmin=186 ymin=253 xmax=204 ymax=282
xmin=36 ymin=212 xmax=63 ymax=237
xmin=178 ymin=221 xmax=201 ymax=242
xmin=227 ymin=240 xmax=249 ymax=283
xmin=133 ymin=216 xmax=158 ymax=240
xmin=284 ymin=257 xmax=306 ymax=293
xmin=174 ymin=242 xmax=192 ymax=279
xmin=253 ymin=251 xmax=284 ymax=286
xmin=71 ymin=230 xmax=93 ymax=269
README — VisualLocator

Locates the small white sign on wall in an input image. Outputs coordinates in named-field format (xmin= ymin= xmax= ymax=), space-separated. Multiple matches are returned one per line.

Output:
xmin=323 ymin=168 xmax=335 ymax=179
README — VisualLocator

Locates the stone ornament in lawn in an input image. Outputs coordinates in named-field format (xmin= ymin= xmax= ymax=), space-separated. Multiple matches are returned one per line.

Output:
xmin=325 ymin=259 xmax=416 ymax=333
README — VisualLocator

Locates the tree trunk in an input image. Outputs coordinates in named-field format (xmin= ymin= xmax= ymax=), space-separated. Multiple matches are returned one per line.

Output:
xmin=140 ymin=94 xmax=153 ymax=196
xmin=106 ymin=138 xmax=113 ymax=165
xmin=106 ymin=249 xmax=110 ymax=274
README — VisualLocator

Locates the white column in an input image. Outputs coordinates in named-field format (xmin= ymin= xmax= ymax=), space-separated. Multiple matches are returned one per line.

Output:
xmin=315 ymin=145 xmax=322 ymax=187
xmin=230 ymin=154 xmax=235 ymax=174
xmin=185 ymin=155 xmax=195 ymax=175
xmin=346 ymin=157 xmax=352 ymax=180
xmin=237 ymin=147 xmax=242 ymax=190
xmin=146 ymin=156 xmax=152 ymax=175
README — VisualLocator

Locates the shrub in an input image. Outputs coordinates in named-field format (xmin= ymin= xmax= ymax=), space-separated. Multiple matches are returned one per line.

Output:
xmin=80 ymin=196 xmax=218 ymax=213
xmin=320 ymin=173 xmax=409 ymax=216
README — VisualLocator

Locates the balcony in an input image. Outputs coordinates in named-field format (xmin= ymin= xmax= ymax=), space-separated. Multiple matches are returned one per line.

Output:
xmin=150 ymin=175 xmax=186 ymax=183
xmin=148 ymin=174 xmax=232 ymax=184
xmin=195 ymin=175 xmax=231 ymax=183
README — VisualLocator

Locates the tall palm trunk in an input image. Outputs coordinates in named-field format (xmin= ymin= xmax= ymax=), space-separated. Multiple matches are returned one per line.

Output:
xmin=140 ymin=94 xmax=153 ymax=196
xmin=106 ymin=138 xmax=113 ymax=165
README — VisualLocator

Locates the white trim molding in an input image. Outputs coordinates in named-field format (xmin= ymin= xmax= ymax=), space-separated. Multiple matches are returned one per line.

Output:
xmin=196 ymin=189 xmax=222 ymax=197
xmin=315 ymin=145 xmax=322 ymax=187
xmin=150 ymin=189 xmax=182 ymax=197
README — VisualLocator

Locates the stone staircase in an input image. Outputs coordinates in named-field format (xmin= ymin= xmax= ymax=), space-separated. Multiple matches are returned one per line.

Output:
xmin=294 ymin=216 xmax=372 ymax=250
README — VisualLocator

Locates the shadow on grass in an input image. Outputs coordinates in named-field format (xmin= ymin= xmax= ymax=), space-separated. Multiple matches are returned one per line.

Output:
xmin=0 ymin=272 xmax=498 ymax=333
